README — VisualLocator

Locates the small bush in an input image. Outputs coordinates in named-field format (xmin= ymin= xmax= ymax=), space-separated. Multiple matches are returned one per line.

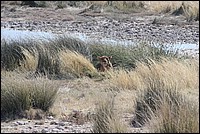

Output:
xmin=150 ymin=96 xmax=199 ymax=133
xmin=1 ymin=72 xmax=59 ymax=120
xmin=56 ymin=1 xmax=67 ymax=9
xmin=89 ymin=41 xmax=180 ymax=70
xmin=92 ymin=95 xmax=128 ymax=133
xmin=1 ymin=35 xmax=94 ymax=79
xmin=131 ymin=58 xmax=199 ymax=129
xmin=58 ymin=49 xmax=98 ymax=78
xmin=21 ymin=1 xmax=48 ymax=7
xmin=1 ymin=40 xmax=27 ymax=71
xmin=172 ymin=2 xmax=199 ymax=22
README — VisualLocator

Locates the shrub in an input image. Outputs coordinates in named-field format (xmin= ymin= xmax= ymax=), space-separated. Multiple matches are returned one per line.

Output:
xmin=58 ymin=49 xmax=98 ymax=78
xmin=131 ymin=58 xmax=199 ymax=130
xmin=89 ymin=41 xmax=180 ymax=70
xmin=1 ymin=35 xmax=94 ymax=79
xmin=1 ymin=72 xmax=59 ymax=120
xmin=150 ymin=95 xmax=199 ymax=133
xmin=132 ymin=86 xmax=183 ymax=127
xmin=172 ymin=2 xmax=199 ymax=22
xmin=92 ymin=95 xmax=128 ymax=133
xmin=1 ymin=40 xmax=27 ymax=71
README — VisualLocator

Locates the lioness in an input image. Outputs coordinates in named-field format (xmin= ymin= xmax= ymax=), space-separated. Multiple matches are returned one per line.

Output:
xmin=96 ymin=56 xmax=113 ymax=72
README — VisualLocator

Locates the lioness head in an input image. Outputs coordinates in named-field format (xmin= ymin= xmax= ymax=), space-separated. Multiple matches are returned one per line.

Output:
xmin=97 ymin=56 xmax=113 ymax=72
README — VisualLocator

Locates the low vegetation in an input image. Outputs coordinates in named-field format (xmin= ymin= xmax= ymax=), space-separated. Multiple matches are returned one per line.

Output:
xmin=92 ymin=95 xmax=128 ymax=133
xmin=149 ymin=93 xmax=199 ymax=133
xmin=1 ymin=71 xmax=59 ymax=120
xmin=1 ymin=34 xmax=199 ymax=133
xmin=2 ymin=1 xmax=198 ymax=21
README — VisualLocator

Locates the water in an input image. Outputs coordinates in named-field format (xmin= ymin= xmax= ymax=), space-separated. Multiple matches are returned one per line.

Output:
xmin=1 ymin=28 xmax=55 ymax=41
xmin=1 ymin=29 xmax=199 ymax=53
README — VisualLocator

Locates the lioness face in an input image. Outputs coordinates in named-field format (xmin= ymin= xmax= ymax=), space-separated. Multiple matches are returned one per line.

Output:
xmin=97 ymin=56 xmax=113 ymax=71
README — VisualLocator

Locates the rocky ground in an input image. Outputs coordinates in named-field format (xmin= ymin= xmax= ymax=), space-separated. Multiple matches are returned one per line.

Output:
xmin=1 ymin=113 xmax=148 ymax=133
xmin=1 ymin=4 xmax=199 ymax=45
xmin=1 ymin=117 xmax=92 ymax=133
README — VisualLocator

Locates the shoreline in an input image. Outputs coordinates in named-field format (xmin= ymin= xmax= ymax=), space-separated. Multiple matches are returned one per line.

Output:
xmin=1 ymin=17 xmax=199 ymax=45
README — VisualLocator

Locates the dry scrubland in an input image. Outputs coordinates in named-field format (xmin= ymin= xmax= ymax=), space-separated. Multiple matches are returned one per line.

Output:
xmin=1 ymin=1 xmax=199 ymax=133
xmin=2 ymin=1 xmax=198 ymax=21
xmin=1 ymin=34 xmax=199 ymax=133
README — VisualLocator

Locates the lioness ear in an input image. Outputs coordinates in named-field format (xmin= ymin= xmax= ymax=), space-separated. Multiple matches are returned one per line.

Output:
xmin=109 ymin=56 xmax=112 ymax=59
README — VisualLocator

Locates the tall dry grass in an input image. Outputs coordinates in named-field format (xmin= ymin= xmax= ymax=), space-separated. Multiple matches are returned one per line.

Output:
xmin=132 ymin=82 xmax=199 ymax=133
xmin=92 ymin=95 xmax=128 ymax=133
xmin=1 ymin=35 xmax=96 ymax=79
xmin=58 ymin=49 xmax=98 ymax=78
xmin=149 ymin=94 xmax=199 ymax=133
xmin=1 ymin=71 xmax=59 ymax=120
xmin=109 ymin=69 xmax=144 ymax=90
xmin=83 ymin=1 xmax=199 ymax=21
xmin=113 ymin=57 xmax=199 ymax=132
xmin=109 ymin=57 xmax=199 ymax=91
xmin=108 ymin=57 xmax=199 ymax=131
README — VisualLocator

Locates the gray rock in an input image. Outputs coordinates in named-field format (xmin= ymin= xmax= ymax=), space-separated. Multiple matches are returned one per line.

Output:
xmin=47 ymin=116 xmax=54 ymax=120
xmin=52 ymin=128 xmax=60 ymax=132
xmin=16 ymin=121 xmax=28 ymax=125
xmin=58 ymin=122 xmax=65 ymax=126
xmin=50 ymin=121 xmax=58 ymax=125
xmin=41 ymin=128 xmax=49 ymax=133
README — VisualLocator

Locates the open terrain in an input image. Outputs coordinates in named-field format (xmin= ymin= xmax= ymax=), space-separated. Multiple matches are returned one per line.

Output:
xmin=1 ymin=1 xmax=199 ymax=133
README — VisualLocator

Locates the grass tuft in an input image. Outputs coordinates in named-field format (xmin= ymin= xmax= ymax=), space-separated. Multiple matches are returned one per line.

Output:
xmin=150 ymin=95 xmax=199 ymax=133
xmin=1 ymin=71 xmax=59 ymax=120
xmin=92 ymin=95 xmax=128 ymax=133
xmin=58 ymin=49 xmax=98 ymax=78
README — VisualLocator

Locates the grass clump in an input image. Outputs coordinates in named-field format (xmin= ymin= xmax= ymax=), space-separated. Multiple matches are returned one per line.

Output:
xmin=132 ymin=85 xmax=183 ymax=127
xmin=48 ymin=35 xmax=91 ymax=59
xmin=92 ymin=95 xmax=128 ymax=133
xmin=150 ymin=95 xmax=199 ymax=133
xmin=34 ymin=35 xmax=93 ymax=79
xmin=130 ymin=58 xmax=199 ymax=132
xmin=1 ymin=39 xmax=27 ymax=71
xmin=90 ymin=41 xmax=180 ymax=70
xmin=35 ymin=43 xmax=61 ymax=77
xmin=132 ymin=74 xmax=198 ymax=132
xmin=109 ymin=69 xmax=144 ymax=90
xmin=28 ymin=77 xmax=59 ymax=111
xmin=1 ymin=35 xmax=95 ymax=79
xmin=172 ymin=2 xmax=199 ymax=21
xmin=136 ymin=58 xmax=199 ymax=90
xmin=1 ymin=77 xmax=31 ymax=119
xmin=58 ymin=49 xmax=98 ymax=78
xmin=1 ymin=72 xmax=59 ymax=120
